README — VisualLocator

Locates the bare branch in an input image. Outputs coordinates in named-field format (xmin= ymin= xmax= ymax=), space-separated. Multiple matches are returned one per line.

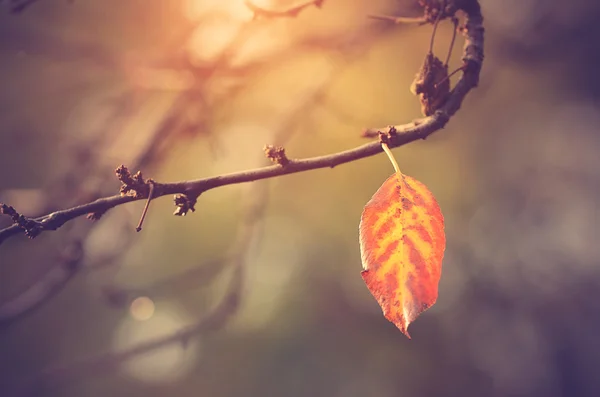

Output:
xmin=0 ymin=0 xmax=484 ymax=246
xmin=5 ymin=0 xmax=40 ymax=13
xmin=0 ymin=240 xmax=83 ymax=325
xmin=102 ymin=259 xmax=225 ymax=308
xmin=30 ymin=252 xmax=246 ymax=393
xmin=0 ymin=117 xmax=447 ymax=242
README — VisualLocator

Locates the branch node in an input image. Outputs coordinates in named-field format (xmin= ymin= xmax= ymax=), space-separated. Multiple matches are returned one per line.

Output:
xmin=173 ymin=194 xmax=197 ymax=217
xmin=87 ymin=210 xmax=106 ymax=221
xmin=264 ymin=144 xmax=290 ymax=166
xmin=378 ymin=131 xmax=389 ymax=145
xmin=116 ymin=165 xmax=148 ymax=198
xmin=420 ymin=0 xmax=456 ymax=23
xmin=377 ymin=126 xmax=398 ymax=145
xmin=0 ymin=203 xmax=44 ymax=239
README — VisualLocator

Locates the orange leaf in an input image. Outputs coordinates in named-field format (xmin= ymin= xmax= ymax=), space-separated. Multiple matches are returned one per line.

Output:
xmin=359 ymin=172 xmax=445 ymax=338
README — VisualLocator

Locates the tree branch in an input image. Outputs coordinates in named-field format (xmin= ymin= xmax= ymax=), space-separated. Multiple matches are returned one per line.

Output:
xmin=0 ymin=0 xmax=483 ymax=246
xmin=0 ymin=114 xmax=448 ymax=243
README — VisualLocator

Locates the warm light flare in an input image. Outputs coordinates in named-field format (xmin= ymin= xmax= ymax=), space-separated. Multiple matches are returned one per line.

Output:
xmin=187 ymin=19 xmax=243 ymax=64
xmin=184 ymin=0 xmax=290 ymax=66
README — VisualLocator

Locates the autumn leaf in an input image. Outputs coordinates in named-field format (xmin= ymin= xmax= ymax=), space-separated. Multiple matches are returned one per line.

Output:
xmin=359 ymin=149 xmax=445 ymax=338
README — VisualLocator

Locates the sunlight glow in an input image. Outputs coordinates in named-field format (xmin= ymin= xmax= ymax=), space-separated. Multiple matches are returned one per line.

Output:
xmin=184 ymin=0 xmax=288 ymax=66
xmin=187 ymin=19 xmax=243 ymax=64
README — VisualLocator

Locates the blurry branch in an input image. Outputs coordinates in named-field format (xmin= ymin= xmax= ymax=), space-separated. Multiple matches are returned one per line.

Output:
xmin=50 ymin=198 xmax=253 ymax=390
xmin=0 ymin=84 xmax=182 ymax=324
xmin=4 ymin=0 xmax=41 ymax=13
xmin=245 ymin=0 xmax=324 ymax=19
xmin=1 ymin=0 xmax=358 ymax=325
xmin=0 ymin=0 xmax=484 ymax=248
xmin=0 ymin=4 xmax=279 ymax=324
xmin=25 ymin=184 xmax=265 ymax=395
xmin=102 ymin=259 xmax=225 ymax=308
xmin=20 ymin=54 xmax=335 ymax=395
xmin=4 ymin=0 xmax=72 ymax=14
xmin=0 ymin=240 xmax=83 ymax=324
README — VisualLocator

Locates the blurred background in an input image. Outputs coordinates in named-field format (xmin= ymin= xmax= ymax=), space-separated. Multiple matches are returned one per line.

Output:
xmin=1 ymin=0 xmax=600 ymax=396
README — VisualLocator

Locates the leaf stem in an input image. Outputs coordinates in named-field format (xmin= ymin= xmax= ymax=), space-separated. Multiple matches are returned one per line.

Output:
xmin=381 ymin=142 xmax=401 ymax=174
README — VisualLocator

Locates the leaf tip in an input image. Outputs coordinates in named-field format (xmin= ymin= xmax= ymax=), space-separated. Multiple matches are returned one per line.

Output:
xmin=385 ymin=309 xmax=412 ymax=339
xmin=402 ymin=328 xmax=412 ymax=339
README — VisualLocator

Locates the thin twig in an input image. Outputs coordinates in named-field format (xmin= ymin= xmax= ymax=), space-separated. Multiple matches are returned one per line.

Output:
xmin=135 ymin=180 xmax=154 ymax=232
xmin=445 ymin=16 xmax=459 ymax=66
xmin=429 ymin=1 xmax=444 ymax=54
xmin=367 ymin=14 xmax=428 ymax=25
xmin=434 ymin=64 xmax=466 ymax=89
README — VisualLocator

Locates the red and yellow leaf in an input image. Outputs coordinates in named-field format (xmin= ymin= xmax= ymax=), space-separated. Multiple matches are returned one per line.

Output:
xmin=359 ymin=172 xmax=445 ymax=338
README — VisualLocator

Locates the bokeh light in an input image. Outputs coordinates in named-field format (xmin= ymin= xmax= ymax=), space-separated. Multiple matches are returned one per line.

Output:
xmin=129 ymin=296 xmax=155 ymax=321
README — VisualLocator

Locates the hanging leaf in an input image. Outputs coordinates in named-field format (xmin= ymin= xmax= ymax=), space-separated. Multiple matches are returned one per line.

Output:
xmin=359 ymin=171 xmax=445 ymax=338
